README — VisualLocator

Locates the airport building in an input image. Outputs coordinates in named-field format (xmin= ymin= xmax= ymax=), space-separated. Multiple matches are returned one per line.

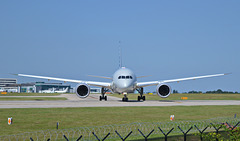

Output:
xmin=0 ymin=78 xmax=18 ymax=92
xmin=90 ymin=88 xmax=101 ymax=93
xmin=1 ymin=78 xmax=103 ymax=94
xmin=17 ymin=82 xmax=71 ymax=93
xmin=0 ymin=78 xmax=72 ymax=93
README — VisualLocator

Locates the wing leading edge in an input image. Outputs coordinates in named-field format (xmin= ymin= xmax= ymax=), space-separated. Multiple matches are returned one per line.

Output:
xmin=15 ymin=74 xmax=111 ymax=88
xmin=136 ymin=73 xmax=229 ymax=88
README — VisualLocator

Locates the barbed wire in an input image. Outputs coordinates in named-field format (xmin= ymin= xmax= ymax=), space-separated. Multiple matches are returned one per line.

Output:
xmin=0 ymin=117 xmax=239 ymax=141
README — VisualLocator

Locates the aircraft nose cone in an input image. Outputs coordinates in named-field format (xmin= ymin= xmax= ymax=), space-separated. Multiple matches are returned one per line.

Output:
xmin=118 ymin=82 xmax=131 ymax=88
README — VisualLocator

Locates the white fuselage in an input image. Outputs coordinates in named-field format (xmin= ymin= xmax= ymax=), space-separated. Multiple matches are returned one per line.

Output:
xmin=111 ymin=67 xmax=137 ymax=93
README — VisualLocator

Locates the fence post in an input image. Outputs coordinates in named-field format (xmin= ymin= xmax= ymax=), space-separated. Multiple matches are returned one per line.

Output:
xmin=115 ymin=130 xmax=132 ymax=141
xmin=138 ymin=129 xmax=154 ymax=141
xmin=225 ymin=121 xmax=240 ymax=139
xmin=30 ymin=137 xmax=50 ymax=141
xmin=225 ymin=121 xmax=240 ymax=130
xmin=76 ymin=135 xmax=83 ymax=141
xmin=63 ymin=135 xmax=69 ymax=141
xmin=92 ymin=132 xmax=110 ymax=141
xmin=210 ymin=123 xmax=222 ymax=141
xmin=158 ymin=127 xmax=174 ymax=141
xmin=178 ymin=126 xmax=192 ymax=141
xmin=194 ymin=125 xmax=208 ymax=141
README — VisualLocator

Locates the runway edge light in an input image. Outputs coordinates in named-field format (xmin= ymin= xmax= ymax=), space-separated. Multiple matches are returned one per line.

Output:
xmin=8 ymin=117 xmax=12 ymax=125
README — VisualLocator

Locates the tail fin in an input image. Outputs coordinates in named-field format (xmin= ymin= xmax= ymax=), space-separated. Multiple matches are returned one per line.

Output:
xmin=118 ymin=41 xmax=122 ymax=68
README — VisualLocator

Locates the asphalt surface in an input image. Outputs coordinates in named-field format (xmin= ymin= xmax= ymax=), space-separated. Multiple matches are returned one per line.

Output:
xmin=1 ymin=94 xmax=240 ymax=108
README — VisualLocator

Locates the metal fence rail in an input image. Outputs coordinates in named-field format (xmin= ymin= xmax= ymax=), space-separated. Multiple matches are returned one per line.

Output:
xmin=0 ymin=117 xmax=239 ymax=141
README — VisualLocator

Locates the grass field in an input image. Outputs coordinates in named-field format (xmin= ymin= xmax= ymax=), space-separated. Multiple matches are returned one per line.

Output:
xmin=0 ymin=97 xmax=67 ymax=101
xmin=2 ymin=93 xmax=240 ymax=100
xmin=1 ymin=105 xmax=240 ymax=136
xmin=111 ymin=93 xmax=240 ymax=100
xmin=0 ymin=93 xmax=61 ymax=96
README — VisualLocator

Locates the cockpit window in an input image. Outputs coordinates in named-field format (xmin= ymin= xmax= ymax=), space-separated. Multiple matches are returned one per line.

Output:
xmin=118 ymin=76 xmax=133 ymax=79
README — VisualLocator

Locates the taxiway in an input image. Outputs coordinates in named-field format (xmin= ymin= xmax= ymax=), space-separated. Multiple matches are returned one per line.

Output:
xmin=1 ymin=94 xmax=240 ymax=108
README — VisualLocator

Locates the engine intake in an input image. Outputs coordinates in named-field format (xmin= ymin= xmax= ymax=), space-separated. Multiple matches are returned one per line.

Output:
xmin=157 ymin=84 xmax=171 ymax=98
xmin=76 ymin=83 xmax=90 ymax=98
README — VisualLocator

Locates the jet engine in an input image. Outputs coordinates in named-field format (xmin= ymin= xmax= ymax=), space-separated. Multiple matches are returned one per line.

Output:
xmin=76 ymin=83 xmax=90 ymax=98
xmin=156 ymin=84 xmax=171 ymax=98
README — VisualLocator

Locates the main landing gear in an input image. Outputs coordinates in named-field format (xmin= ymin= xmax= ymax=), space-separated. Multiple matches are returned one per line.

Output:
xmin=99 ymin=88 xmax=108 ymax=101
xmin=136 ymin=88 xmax=145 ymax=101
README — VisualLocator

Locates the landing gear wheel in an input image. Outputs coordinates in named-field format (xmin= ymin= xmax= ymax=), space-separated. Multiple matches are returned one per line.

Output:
xmin=143 ymin=96 xmax=145 ymax=101
xmin=122 ymin=97 xmax=128 ymax=102
xmin=137 ymin=95 xmax=146 ymax=101
xmin=100 ymin=87 xmax=108 ymax=101
xmin=136 ymin=87 xmax=145 ymax=101
xmin=138 ymin=96 xmax=140 ymax=101
xmin=100 ymin=96 xmax=107 ymax=101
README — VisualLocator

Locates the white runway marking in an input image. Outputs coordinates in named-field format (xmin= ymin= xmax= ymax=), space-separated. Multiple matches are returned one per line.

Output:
xmin=0 ymin=94 xmax=240 ymax=108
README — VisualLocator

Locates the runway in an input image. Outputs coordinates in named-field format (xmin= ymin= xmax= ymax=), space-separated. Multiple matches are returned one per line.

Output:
xmin=1 ymin=94 xmax=240 ymax=108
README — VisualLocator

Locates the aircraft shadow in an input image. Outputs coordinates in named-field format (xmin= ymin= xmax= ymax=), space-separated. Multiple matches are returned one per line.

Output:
xmin=158 ymin=100 xmax=175 ymax=102
xmin=118 ymin=100 xmax=144 ymax=103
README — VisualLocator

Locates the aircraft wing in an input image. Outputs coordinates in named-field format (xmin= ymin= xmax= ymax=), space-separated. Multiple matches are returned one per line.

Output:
xmin=136 ymin=73 xmax=229 ymax=88
xmin=15 ymin=74 xmax=111 ymax=88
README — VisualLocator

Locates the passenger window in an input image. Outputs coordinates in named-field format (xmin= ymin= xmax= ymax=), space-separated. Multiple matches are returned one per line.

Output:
xmin=122 ymin=76 xmax=125 ymax=79
xmin=130 ymin=76 xmax=133 ymax=79
xmin=126 ymin=76 xmax=130 ymax=79
xmin=118 ymin=76 xmax=121 ymax=79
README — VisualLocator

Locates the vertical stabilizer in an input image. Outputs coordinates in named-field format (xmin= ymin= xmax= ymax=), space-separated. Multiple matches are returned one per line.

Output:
xmin=118 ymin=41 xmax=122 ymax=68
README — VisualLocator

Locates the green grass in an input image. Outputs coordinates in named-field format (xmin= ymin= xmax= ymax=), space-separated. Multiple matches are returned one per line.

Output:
xmin=0 ymin=97 xmax=67 ymax=101
xmin=0 ymin=93 xmax=61 ymax=96
xmin=0 ymin=105 xmax=240 ymax=136
xmin=110 ymin=93 xmax=240 ymax=100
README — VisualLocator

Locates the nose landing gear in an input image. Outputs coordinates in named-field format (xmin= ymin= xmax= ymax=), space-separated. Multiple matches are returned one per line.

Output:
xmin=122 ymin=92 xmax=128 ymax=102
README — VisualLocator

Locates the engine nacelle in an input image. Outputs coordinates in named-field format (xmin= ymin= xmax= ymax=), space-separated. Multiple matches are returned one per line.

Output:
xmin=76 ymin=83 xmax=90 ymax=98
xmin=156 ymin=84 xmax=171 ymax=98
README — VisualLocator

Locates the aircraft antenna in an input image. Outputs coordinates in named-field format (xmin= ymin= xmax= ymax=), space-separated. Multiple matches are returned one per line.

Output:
xmin=118 ymin=41 xmax=122 ymax=68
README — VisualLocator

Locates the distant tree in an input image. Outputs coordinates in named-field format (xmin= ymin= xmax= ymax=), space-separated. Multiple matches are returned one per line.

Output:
xmin=188 ymin=90 xmax=202 ymax=94
xmin=173 ymin=90 xmax=179 ymax=93
xmin=205 ymin=89 xmax=238 ymax=94
xmin=216 ymin=89 xmax=223 ymax=93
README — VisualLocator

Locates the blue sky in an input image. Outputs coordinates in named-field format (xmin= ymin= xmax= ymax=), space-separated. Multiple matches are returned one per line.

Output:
xmin=1 ymin=1 xmax=239 ymax=92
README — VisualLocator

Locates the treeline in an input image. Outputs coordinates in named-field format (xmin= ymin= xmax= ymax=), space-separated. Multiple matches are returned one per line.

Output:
xmin=172 ymin=89 xmax=239 ymax=94
xmin=205 ymin=89 xmax=239 ymax=94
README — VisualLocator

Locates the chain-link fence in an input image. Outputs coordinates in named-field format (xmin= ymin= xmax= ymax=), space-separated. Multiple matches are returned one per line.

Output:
xmin=1 ymin=117 xmax=240 ymax=141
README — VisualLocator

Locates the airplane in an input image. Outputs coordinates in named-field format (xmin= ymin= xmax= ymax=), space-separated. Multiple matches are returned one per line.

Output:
xmin=55 ymin=87 xmax=69 ymax=93
xmin=14 ymin=67 xmax=229 ymax=101
xmin=39 ymin=88 xmax=55 ymax=93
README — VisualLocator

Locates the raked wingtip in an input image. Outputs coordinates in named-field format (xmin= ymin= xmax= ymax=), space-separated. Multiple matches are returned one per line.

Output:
xmin=10 ymin=73 xmax=19 ymax=76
